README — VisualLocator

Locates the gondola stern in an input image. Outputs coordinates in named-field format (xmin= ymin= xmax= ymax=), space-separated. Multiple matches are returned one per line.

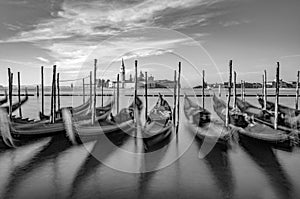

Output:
xmin=62 ymin=108 xmax=78 ymax=145
xmin=0 ymin=108 xmax=15 ymax=148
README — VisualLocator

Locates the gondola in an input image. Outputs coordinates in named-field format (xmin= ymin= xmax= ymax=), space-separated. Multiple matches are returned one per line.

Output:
xmin=62 ymin=97 xmax=143 ymax=144
xmin=38 ymin=98 xmax=94 ymax=120
xmin=1 ymin=92 xmax=28 ymax=113
xmin=213 ymin=95 xmax=294 ymax=147
xmin=142 ymin=94 xmax=173 ymax=151
xmin=258 ymin=96 xmax=300 ymax=117
xmin=11 ymin=98 xmax=114 ymax=126
xmin=236 ymin=97 xmax=300 ymax=134
xmin=257 ymin=96 xmax=300 ymax=129
xmin=184 ymin=95 xmax=232 ymax=145
xmin=0 ymin=99 xmax=114 ymax=147
xmin=0 ymin=90 xmax=8 ymax=105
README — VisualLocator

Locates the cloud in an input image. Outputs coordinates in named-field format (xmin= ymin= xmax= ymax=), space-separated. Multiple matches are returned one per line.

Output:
xmin=1 ymin=0 xmax=220 ymax=43
xmin=36 ymin=56 xmax=50 ymax=63
xmin=0 ymin=0 xmax=226 ymax=80
xmin=123 ymin=49 xmax=173 ymax=60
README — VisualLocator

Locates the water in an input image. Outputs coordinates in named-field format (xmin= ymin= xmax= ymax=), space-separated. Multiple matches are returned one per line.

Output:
xmin=0 ymin=88 xmax=300 ymax=199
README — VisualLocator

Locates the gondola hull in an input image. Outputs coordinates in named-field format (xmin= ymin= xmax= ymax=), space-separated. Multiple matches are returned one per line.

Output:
xmin=143 ymin=94 xmax=173 ymax=151
xmin=213 ymin=95 xmax=294 ymax=146
xmin=184 ymin=96 xmax=231 ymax=145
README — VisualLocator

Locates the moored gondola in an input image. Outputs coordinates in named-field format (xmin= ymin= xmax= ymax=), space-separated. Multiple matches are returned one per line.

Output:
xmin=142 ymin=94 xmax=173 ymax=151
xmin=1 ymin=91 xmax=28 ymax=113
xmin=257 ymin=96 xmax=300 ymax=129
xmin=184 ymin=95 xmax=232 ymax=145
xmin=38 ymin=99 xmax=113 ymax=122
xmin=213 ymin=95 xmax=294 ymax=148
xmin=258 ymin=96 xmax=300 ymax=117
xmin=236 ymin=97 xmax=300 ymax=135
xmin=62 ymin=97 xmax=143 ymax=144
xmin=0 ymin=99 xmax=114 ymax=147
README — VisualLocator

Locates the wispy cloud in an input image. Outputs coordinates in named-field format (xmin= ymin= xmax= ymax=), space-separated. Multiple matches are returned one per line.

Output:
xmin=36 ymin=56 xmax=50 ymax=63
xmin=0 ymin=0 xmax=226 ymax=80
xmin=1 ymin=0 xmax=219 ymax=43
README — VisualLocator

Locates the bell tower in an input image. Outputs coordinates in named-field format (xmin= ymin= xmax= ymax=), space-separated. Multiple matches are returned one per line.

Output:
xmin=120 ymin=58 xmax=125 ymax=88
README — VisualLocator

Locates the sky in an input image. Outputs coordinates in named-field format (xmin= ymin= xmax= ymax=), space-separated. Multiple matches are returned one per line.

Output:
xmin=0 ymin=0 xmax=300 ymax=87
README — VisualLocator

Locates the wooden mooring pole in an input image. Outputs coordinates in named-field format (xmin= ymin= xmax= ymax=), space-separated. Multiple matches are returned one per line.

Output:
xmin=225 ymin=60 xmax=232 ymax=127
xmin=295 ymin=71 xmax=299 ymax=110
xmin=173 ymin=70 xmax=177 ymax=127
xmin=262 ymin=74 xmax=264 ymax=96
xmin=36 ymin=85 xmax=39 ymax=97
xmin=57 ymin=73 xmax=60 ymax=111
xmin=18 ymin=72 xmax=22 ymax=117
xmin=274 ymin=62 xmax=280 ymax=130
xmin=264 ymin=70 xmax=267 ymax=110
xmin=41 ymin=66 xmax=44 ymax=115
xmin=8 ymin=68 xmax=12 ymax=119
xmin=92 ymin=59 xmax=97 ymax=125
xmin=117 ymin=74 xmax=120 ymax=114
xmin=233 ymin=71 xmax=236 ymax=109
xmin=53 ymin=66 xmax=57 ymax=120
xmin=241 ymin=80 xmax=245 ymax=102
xmin=176 ymin=62 xmax=181 ymax=131
xmin=145 ymin=72 xmax=148 ymax=121
xmin=134 ymin=60 xmax=138 ymax=140
xmin=51 ymin=65 xmax=57 ymax=123
xmin=50 ymin=72 xmax=54 ymax=123
xmin=240 ymin=80 xmax=243 ymax=101
xmin=101 ymin=79 xmax=104 ymax=107
xmin=82 ymin=78 xmax=85 ymax=103
xmin=90 ymin=71 xmax=92 ymax=109
xmin=202 ymin=70 xmax=205 ymax=109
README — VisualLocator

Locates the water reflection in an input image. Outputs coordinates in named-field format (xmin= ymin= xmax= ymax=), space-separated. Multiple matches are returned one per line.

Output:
xmin=195 ymin=136 xmax=234 ymax=199
xmin=239 ymin=135 xmax=293 ymax=199
xmin=3 ymin=135 xmax=72 ymax=199
xmin=138 ymin=134 xmax=172 ymax=198
xmin=70 ymin=130 xmax=130 ymax=198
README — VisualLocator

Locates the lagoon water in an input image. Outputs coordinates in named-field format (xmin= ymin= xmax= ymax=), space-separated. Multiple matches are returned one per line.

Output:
xmin=0 ymin=88 xmax=300 ymax=199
